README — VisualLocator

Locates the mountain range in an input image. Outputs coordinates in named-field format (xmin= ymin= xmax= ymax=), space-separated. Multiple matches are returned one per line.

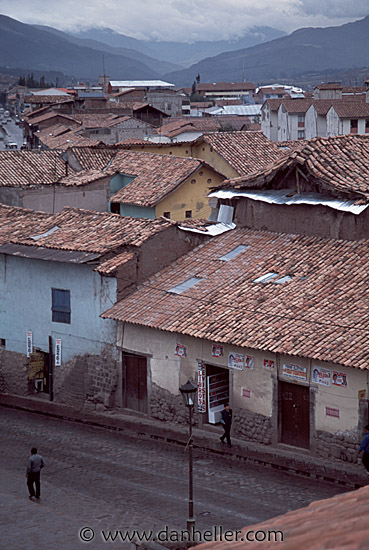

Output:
xmin=0 ymin=14 xmax=368 ymax=87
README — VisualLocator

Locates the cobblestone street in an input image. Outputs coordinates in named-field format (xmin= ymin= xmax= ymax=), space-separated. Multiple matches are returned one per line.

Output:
xmin=0 ymin=408 xmax=348 ymax=550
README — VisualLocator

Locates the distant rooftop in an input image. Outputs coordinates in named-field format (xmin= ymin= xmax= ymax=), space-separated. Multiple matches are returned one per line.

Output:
xmin=109 ymin=80 xmax=175 ymax=88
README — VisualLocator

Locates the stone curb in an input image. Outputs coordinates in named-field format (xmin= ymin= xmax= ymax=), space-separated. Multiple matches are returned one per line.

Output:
xmin=0 ymin=393 xmax=367 ymax=489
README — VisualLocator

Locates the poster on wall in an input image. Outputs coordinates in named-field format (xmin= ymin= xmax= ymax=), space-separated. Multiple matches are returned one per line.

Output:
xmin=245 ymin=355 xmax=254 ymax=369
xmin=174 ymin=343 xmax=187 ymax=357
xmin=325 ymin=407 xmax=340 ymax=418
xmin=312 ymin=366 xmax=330 ymax=386
xmin=263 ymin=359 xmax=275 ymax=370
xmin=26 ymin=331 xmax=33 ymax=358
xmin=228 ymin=352 xmax=244 ymax=370
xmin=332 ymin=371 xmax=347 ymax=387
xmin=211 ymin=344 xmax=224 ymax=357
xmin=197 ymin=362 xmax=206 ymax=413
xmin=241 ymin=388 xmax=251 ymax=398
xmin=28 ymin=351 xmax=45 ymax=380
xmin=55 ymin=339 xmax=62 ymax=367
xmin=282 ymin=363 xmax=307 ymax=381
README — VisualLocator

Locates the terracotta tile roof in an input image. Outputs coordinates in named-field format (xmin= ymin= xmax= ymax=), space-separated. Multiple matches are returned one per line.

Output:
xmin=28 ymin=111 xmax=79 ymax=126
xmin=73 ymin=113 xmax=131 ymax=129
xmin=315 ymin=82 xmax=343 ymax=90
xmin=58 ymin=169 xmax=108 ymax=187
xmin=108 ymin=151 xmax=203 ymax=206
xmin=279 ymin=98 xmax=313 ymax=114
xmin=95 ymin=250 xmax=136 ymax=274
xmin=221 ymin=135 xmax=369 ymax=200
xmin=37 ymin=127 xmax=101 ymax=150
xmin=0 ymin=151 xmax=69 ymax=186
xmin=197 ymin=82 xmax=255 ymax=92
xmin=263 ymin=99 xmax=284 ymax=111
xmin=196 ymin=485 xmax=369 ymax=550
xmin=2 ymin=206 xmax=175 ymax=253
xmin=201 ymin=131 xmax=288 ymax=175
xmin=102 ymin=227 xmax=369 ymax=369
xmin=329 ymin=101 xmax=369 ymax=118
xmin=67 ymin=146 xmax=118 ymax=170
xmin=155 ymin=118 xmax=221 ymax=138
xmin=24 ymin=95 xmax=74 ymax=105
xmin=0 ymin=204 xmax=52 ymax=245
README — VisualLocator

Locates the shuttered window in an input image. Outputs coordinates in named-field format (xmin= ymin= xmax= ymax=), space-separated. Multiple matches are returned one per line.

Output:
xmin=52 ymin=289 xmax=71 ymax=324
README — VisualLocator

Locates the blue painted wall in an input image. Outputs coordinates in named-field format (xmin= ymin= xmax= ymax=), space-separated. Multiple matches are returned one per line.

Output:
xmin=0 ymin=254 xmax=118 ymax=362
xmin=119 ymin=204 xmax=155 ymax=218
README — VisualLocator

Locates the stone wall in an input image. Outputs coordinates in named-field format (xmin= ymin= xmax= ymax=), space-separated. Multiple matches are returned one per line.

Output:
xmin=149 ymin=383 xmax=198 ymax=426
xmin=232 ymin=406 xmax=273 ymax=445
xmin=314 ymin=430 xmax=359 ymax=463
xmin=0 ymin=349 xmax=29 ymax=396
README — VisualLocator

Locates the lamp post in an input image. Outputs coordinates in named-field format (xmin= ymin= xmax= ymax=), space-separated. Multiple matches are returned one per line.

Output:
xmin=179 ymin=379 xmax=197 ymax=535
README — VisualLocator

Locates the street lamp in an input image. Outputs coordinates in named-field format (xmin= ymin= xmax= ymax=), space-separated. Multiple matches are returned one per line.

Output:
xmin=179 ymin=379 xmax=197 ymax=535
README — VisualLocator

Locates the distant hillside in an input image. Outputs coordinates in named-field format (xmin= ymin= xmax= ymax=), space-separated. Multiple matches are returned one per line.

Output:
xmin=164 ymin=16 xmax=369 ymax=86
xmin=70 ymin=26 xmax=287 ymax=67
xmin=34 ymin=25 xmax=182 ymax=75
xmin=0 ymin=14 xmax=163 ymax=82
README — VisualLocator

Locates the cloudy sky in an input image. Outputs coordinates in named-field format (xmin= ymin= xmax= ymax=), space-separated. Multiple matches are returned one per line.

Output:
xmin=0 ymin=0 xmax=368 ymax=41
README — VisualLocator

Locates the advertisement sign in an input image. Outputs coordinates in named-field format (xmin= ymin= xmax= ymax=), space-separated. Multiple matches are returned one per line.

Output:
xmin=28 ymin=351 xmax=45 ymax=380
xmin=228 ymin=352 xmax=244 ymax=370
xmin=241 ymin=388 xmax=251 ymax=398
xmin=245 ymin=355 xmax=254 ymax=369
xmin=312 ymin=366 xmax=330 ymax=386
xmin=26 ymin=331 xmax=33 ymax=358
xmin=263 ymin=359 xmax=275 ymax=370
xmin=55 ymin=339 xmax=62 ymax=367
xmin=197 ymin=362 xmax=206 ymax=413
xmin=174 ymin=343 xmax=187 ymax=357
xmin=282 ymin=363 xmax=307 ymax=381
xmin=332 ymin=371 xmax=347 ymax=387
xmin=211 ymin=344 xmax=224 ymax=357
xmin=326 ymin=407 xmax=340 ymax=418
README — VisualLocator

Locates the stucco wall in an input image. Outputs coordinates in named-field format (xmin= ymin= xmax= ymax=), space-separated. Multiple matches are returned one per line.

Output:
xmin=234 ymin=198 xmax=369 ymax=241
xmin=155 ymin=165 xmax=224 ymax=221
xmin=191 ymin=142 xmax=239 ymax=179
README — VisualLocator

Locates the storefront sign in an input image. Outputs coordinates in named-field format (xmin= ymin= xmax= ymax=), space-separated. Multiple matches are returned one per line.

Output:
xmin=263 ymin=359 xmax=275 ymax=370
xmin=228 ymin=352 xmax=244 ymax=370
xmin=241 ymin=388 xmax=251 ymax=398
xmin=312 ymin=366 xmax=330 ymax=386
xmin=26 ymin=331 xmax=33 ymax=358
xmin=325 ymin=406 xmax=340 ymax=418
xmin=28 ymin=351 xmax=46 ymax=380
xmin=282 ymin=363 xmax=307 ymax=381
xmin=245 ymin=355 xmax=254 ymax=369
xmin=55 ymin=339 xmax=62 ymax=367
xmin=197 ymin=362 xmax=206 ymax=413
xmin=175 ymin=343 xmax=187 ymax=357
xmin=332 ymin=371 xmax=347 ymax=387
xmin=211 ymin=344 xmax=224 ymax=357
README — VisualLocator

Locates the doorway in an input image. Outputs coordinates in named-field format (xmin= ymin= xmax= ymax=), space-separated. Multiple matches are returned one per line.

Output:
xmin=122 ymin=352 xmax=147 ymax=413
xmin=280 ymin=381 xmax=310 ymax=449
xmin=206 ymin=364 xmax=229 ymax=424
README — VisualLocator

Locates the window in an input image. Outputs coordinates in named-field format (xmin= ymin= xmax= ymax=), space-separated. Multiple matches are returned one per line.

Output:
xmin=185 ymin=210 xmax=192 ymax=218
xmin=0 ymin=338 xmax=5 ymax=347
xmin=350 ymin=119 xmax=358 ymax=134
xmin=219 ymin=245 xmax=249 ymax=261
xmin=110 ymin=202 xmax=120 ymax=214
xmin=52 ymin=289 xmax=71 ymax=324
xmin=297 ymin=115 xmax=305 ymax=127
xmin=297 ymin=130 xmax=305 ymax=140
xmin=163 ymin=212 xmax=170 ymax=219
xmin=253 ymin=272 xmax=278 ymax=284
xmin=366 ymin=119 xmax=369 ymax=134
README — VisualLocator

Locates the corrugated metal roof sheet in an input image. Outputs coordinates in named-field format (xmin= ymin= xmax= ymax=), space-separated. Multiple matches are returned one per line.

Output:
xmin=209 ymin=189 xmax=369 ymax=215
xmin=0 ymin=243 xmax=101 ymax=263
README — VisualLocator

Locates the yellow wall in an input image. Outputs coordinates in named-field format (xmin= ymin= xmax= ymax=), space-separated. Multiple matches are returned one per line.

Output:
xmin=155 ymin=165 xmax=224 ymax=221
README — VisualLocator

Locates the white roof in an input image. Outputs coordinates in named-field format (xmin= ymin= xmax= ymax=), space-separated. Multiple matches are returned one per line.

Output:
xmin=110 ymin=80 xmax=175 ymax=88
xmin=205 ymin=105 xmax=262 ymax=116
xmin=31 ymin=88 xmax=70 ymax=96
xmin=209 ymin=189 xmax=368 ymax=215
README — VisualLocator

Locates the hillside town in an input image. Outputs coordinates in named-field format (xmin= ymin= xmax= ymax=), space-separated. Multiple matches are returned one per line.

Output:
xmin=2 ymin=20 xmax=369 ymax=549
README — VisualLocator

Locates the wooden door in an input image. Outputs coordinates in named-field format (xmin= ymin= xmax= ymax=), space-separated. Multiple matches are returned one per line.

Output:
xmin=280 ymin=381 xmax=310 ymax=449
xmin=123 ymin=353 xmax=147 ymax=413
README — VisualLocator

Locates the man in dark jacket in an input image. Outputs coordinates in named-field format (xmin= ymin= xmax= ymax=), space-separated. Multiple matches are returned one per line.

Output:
xmin=26 ymin=447 xmax=45 ymax=500
xmin=358 ymin=425 xmax=369 ymax=475
xmin=220 ymin=403 xmax=233 ymax=448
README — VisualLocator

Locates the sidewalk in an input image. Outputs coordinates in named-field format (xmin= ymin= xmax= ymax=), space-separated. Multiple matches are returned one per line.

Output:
xmin=0 ymin=392 xmax=367 ymax=489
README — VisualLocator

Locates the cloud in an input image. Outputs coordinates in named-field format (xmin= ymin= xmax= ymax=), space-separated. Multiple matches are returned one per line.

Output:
xmin=0 ymin=0 xmax=367 ymax=41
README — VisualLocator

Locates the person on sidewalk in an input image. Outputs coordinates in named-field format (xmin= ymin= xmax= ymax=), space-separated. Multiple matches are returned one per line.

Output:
xmin=220 ymin=403 xmax=233 ymax=448
xmin=26 ymin=447 xmax=45 ymax=500
xmin=358 ymin=425 xmax=369 ymax=476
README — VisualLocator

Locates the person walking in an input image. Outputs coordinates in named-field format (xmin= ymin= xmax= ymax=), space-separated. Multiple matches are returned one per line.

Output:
xmin=358 ymin=425 xmax=369 ymax=476
xmin=26 ymin=447 xmax=45 ymax=500
xmin=220 ymin=403 xmax=233 ymax=448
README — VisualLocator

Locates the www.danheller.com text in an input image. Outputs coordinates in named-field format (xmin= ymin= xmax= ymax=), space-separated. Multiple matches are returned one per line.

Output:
xmin=79 ymin=525 xmax=284 ymax=544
